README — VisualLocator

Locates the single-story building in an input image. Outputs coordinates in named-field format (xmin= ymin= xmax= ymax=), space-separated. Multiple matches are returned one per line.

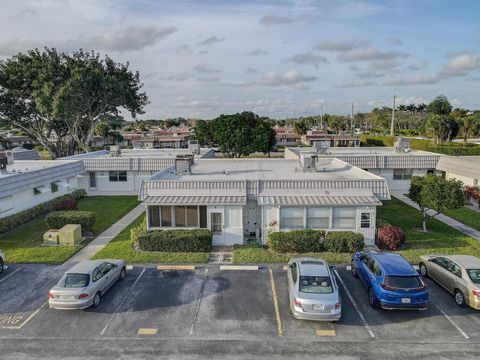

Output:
xmin=0 ymin=152 xmax=85 ymax=218
xmin=300 ymin=132 xmax=360 ymax=147
xmin=436 ymin=155 xmax=480 ymax=187
xmin=139 ymin=155 xmax=390 ymax=246
xmin=284 ymin=146 xmax=440 ymax=192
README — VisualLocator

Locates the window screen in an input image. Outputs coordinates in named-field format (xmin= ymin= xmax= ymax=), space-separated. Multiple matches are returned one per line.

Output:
xmin=148 ymin=206 xmax=160 ymax=227
xmin=175 ymin=206 xmax=186 ymax=227
xmin=332 ymin=208 xmax=356 ymax=228
xmin=306 ymin=207 xmax=329 ymax=229
xmin=280 ymin=207 xmax=304 ymax=229
xmin=186 ymin=206 xmax=199 ymax=227
xmin=160 ymin=206 xmax=172 ymax=227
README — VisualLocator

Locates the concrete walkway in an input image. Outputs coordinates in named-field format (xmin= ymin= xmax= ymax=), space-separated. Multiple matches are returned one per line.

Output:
xmin=391 ymin=191 xmax=480 ymax=241
xmin=61 ymin=204 xmax=145 ymax=267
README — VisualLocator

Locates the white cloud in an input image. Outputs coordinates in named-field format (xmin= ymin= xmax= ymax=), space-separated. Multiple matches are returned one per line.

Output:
xmin=338 ymin=47 xmax=409 ymax=62
xmin=257 ymin=70 xmax=317 ymax=87
xmin=382 ymin=75 xmax=439 ymax=86
xmin=259 ymin=15 xmax=294 ymax=25
xmin=192 ymin=63 xmax=221 ymax=74
xmin=442 ymin=53 xmax=480 ymax=75
xmin=284 ymin=52 xmax=329 ymax=67
xmin=198 ymin=36 xmax=225 ymax=46
xmin=409 ymin=61 xmax=429 ymax=71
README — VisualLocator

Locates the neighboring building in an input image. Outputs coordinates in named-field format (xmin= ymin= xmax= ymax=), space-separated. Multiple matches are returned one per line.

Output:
xmin=284 ymin=146 xmax=440 ymax=192
xmin=63 ymin=147 xmax=214 ymax=195
xmin=300 ymin=131 xmax=360 ymax=147
xmin=436 ymin=156 xmax=480 ymax=187
xmin=131 ymin=134 xmax=191 ymax=149
xmin=275 ymin=127 xmax=300 ymax=147
xmin=139 ymin=156 xmax=390 ymax=246
xmin=10 ymin=148 xmax=40 ymax=161
xmin=0 ymin=154 xmax=84 ymax=218
xmin=1 ymin=134 xmax=37 ymax=149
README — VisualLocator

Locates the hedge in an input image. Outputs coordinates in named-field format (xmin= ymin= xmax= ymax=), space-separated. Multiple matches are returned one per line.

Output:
xmin=268 ymin=230 xmax=325 ymax=253
xmin=53 ymin=199 xmax=78 ymax=211
xmin=46 ymin=210 xmax=96 ymax=232
xmin=376 ymin=226 xmax=406 ymax=251
xmin=0 ymin=189 xmax=86 ymax=234
xmin=324 ymin=231 xmax=364 ymax=253
xmin=138 ymin=229 xmax=212 ymax=252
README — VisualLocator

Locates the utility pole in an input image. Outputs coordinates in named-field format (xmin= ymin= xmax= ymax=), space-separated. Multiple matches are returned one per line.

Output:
xmin=320 ymin=104 xmax=323 ymax=129
xmin=350 ymin=102 xmax=354 ymax=134
xmin=390 ymin=95 xmax=396 ymax=136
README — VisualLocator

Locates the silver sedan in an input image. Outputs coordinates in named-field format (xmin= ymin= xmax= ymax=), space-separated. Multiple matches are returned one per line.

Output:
xmin=48 ymin=259 xmax=127 ymax=310
xmin=287 ymin=257 xmax=342 ymax=322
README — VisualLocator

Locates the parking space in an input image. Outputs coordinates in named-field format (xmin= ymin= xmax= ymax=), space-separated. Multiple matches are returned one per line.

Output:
xmin=0 ymin=263 xmax=478 ymax=346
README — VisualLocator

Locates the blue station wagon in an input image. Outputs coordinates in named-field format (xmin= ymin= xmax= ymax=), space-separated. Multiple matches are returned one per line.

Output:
xmin=351 ymin=251 xmax=429 ymax=310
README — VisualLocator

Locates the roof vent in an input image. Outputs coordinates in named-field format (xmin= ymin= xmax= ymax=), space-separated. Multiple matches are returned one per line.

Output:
xmin=394 ymin=137 xmax=410 ymax=153
xmin=300 ymin=154 xmax=317 ymax=172
xmin=109 ymin=145 xmax=121 ymax=157
xmin=174 ymin=155 xmax=193 ymax=175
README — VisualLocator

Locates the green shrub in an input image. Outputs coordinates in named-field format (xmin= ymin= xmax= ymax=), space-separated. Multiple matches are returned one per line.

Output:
xmin=138 ymin=229 xmax=212 ymax=252
xmin=268 ymin=230 xmax=325 ymax=253
xmin=46 ymin=210 xmax=96 ymax=232
xmin=0 ymin=189 xmax=86 ymax=234
xmin=130 ymin=218 xmax=147 ymax=244
xmin=324 ymin=231 xmax=364 ymax=253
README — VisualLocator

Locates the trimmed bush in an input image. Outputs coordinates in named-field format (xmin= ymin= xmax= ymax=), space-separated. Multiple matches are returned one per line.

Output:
xmin=268 ymin=230 xmax=325 ymax=253
xmin=376 ymin=226 xmax=406 ymax=251
xmin=53 ymin=199 xmax=78 ymax=211
xmin=46 ymin=210 xmax=96 ymax=232
xmin=0 ymin=189 xmax=86 ymax=234
xmin=138 ymin=229 xmax=212 ymax=252
xmin=130 ymin=218 xmax=147 ymax=244
xmin=324 ymin=231 xmax=364 ymax=253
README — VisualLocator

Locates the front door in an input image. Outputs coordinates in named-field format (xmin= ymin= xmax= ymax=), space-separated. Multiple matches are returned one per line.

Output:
xmin=210 ymin=211 xmax=224 ymax=246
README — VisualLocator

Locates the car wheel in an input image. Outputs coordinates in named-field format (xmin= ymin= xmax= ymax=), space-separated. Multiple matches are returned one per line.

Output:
xmin=419 ymin=263 xmax=428 ymax=278
xmin=368 ymin=288 xmax=379 ymax=309
xmin=92 ymin=292 xmax=101 ymax=308
xmin=119 ymin=267 xmax=126 ymax=281
xmin=0 ymin=259 xmax=4 ymax=274
xmin=351 ymin=262 xmax=358 ymax=278
xmin=454 ymin=290 xmax=466 ymax=308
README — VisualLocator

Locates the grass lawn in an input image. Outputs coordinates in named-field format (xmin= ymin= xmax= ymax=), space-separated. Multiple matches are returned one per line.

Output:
xmin=0 ymin=196 xmax=139 ymax=264
xmin=379 ymin=197 xmax=480 ymax=264
xmin=92 ymin=214 xmax=210 ymax=263
xmin=442 ymin=206 xmax=480 ymax=232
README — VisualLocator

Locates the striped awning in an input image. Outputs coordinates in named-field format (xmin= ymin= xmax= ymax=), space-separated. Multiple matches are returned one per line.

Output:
xmin=143 ymin=195 xmax=247 ymax=205
xmin=257 ymin=195 xmax=381 ymax=206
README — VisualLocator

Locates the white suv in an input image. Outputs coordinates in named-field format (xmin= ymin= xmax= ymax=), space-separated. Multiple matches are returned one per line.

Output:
xmin=0 ymin=249 xmax=4 ymax=273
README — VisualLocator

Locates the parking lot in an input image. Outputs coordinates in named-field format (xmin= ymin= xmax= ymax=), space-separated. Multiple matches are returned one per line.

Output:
xmin=1 ymin=263 xmax=480 ymax=358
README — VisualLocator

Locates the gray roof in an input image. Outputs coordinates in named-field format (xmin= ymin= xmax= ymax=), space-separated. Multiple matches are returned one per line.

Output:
xmin=143 ymin=195 xmax=247 ymax=205
xmin=11 ymin=148 xmax=40 ymax=161
xmin=0 ymin=160 xmax=85 ymax=198
xmin=257 ymin=195 xmax=381 ymax=206
xmin=436 ymin=155 xmax=480 ymax=180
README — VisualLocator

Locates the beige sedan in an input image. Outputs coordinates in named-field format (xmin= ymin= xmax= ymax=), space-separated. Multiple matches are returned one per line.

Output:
xmin=419 ymin=255 xmax=480 ymax=309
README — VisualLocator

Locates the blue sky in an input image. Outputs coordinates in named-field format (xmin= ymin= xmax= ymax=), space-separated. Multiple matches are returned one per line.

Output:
xmin=1 ymin=0 xmax=480 ymax=119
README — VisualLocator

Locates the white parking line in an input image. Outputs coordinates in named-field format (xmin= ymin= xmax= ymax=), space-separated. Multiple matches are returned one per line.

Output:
xmin=99 ymin=268 xmax=146 ymax=336
xmin=333 ymin=269 xmax=375 ymax=338
xmin=432 ymin=302 xmax=470 ymax=340
xmin=0 ymin=302 xmax=47 ymax=330
xmin=0 ymin=267 xmax=23 ymax=284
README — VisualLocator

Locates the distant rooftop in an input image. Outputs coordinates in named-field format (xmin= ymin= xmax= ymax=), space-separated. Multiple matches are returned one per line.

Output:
xmin=63 ymin=148 xmax=211 ymax=160
xmin=287 ymin=146 xmax=437 ymax=157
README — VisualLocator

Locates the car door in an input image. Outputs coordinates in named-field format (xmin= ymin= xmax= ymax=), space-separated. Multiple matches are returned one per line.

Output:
xmin=429 ymin=257 xmax=447 ymax=283
xmin=433 ymin=258 xmax=454 ymax=291
xmin=358 ymin=255 xmax=372 ymax=287
xmin=288 ymin=262 xmax=298 ymax=308
xmin=99 ymin=262 xmax=116 ymax=292
xmin=91 ymin=267 xmax=107 ymax=295
xmin=443 ymin=260 xmax=464 ymax=294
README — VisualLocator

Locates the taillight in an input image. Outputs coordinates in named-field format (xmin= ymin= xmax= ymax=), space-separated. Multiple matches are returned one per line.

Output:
xmin=335 ymin=302 xmax=341 ymax=309
xmin=472 ymin=289 xmax=480 ymax=297
xmin=48 ymin=292 xmax=54 ymax=299
xmin=79 ymin=293 xmax=89 ymax=299
xmin=293 ymin=298 xmax=302 ymax=307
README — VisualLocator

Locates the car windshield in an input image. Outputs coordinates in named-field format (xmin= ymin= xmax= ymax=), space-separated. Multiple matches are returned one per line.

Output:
xmin=61 ymin=273 xmax=90 ymax=288
xmin=385 ymin=276 xmax=422 ymax=289
xmin=299 ymin=276 xmax=333 ymax=294
xmin=467 ymin=269 xmax=480 ymax=284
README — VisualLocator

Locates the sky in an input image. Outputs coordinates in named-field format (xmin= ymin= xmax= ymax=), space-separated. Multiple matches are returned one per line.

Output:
xmin=1 ymin=0 xmax=480 ymax=119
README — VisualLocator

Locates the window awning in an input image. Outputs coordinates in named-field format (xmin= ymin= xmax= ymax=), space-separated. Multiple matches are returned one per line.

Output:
xmin=54 ymin=180 xmax=69 ymax=188
xmin=34 ymin=185 xmax=50 ymax=194
xmin=143 ymin=195 xmax=247 ymax=206
xmin=257 ymin=195 xmax=381 ymax=206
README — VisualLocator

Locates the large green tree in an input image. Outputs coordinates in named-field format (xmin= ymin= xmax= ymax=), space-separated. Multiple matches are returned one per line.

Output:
xmin=253 ymin=118 xmax=276 ymax=157
xmin=457 ymin=115 xmax=480 ymax=142
xmin=409 ymin=175 xmax=465 ymax=232
xmin=427 ymin=95 xmax=453 ymax=115
xmin=0 ymin=48 xmax=148 ymax=157
xmin=192 ymin=119 xmax=215 ymax=146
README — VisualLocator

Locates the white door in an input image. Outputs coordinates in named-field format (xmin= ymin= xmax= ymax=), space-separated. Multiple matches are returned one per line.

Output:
xmin=210 ymin=211 xmax=224 ymax=246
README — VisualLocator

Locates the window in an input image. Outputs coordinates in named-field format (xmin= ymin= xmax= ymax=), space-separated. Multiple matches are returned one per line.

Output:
xmin=148 ymin=206 xmax=161 ymax=227
xmin=372 ymin=261 xmax=382 ymax=276
xmin=210 ymin=212 xmax=222 ymax=234
xmin=186 ymin=206 xmax=199 ymax=227
xmin=467 ymin=269 xmax=480 ymax=284
xmin=50 ymin=182 xmax=59 ymax=193
xmin=432 ymin=257 xmax=450 ymax=270
xmin=62 ymin=274 xmax=90 ymax=288
xmin=280 ymin=207 xmax=304 ymax=229
xmin=89 ymin=172 xmax=96 ymax=188
xmin=92 ymin=268 xmax=103 ymax=282
xmin=332 ymin=208 xmax=356 ymax=229
xmin=160 ymin=206 xmax=172 ymax=227
xmin=475 ymin=179 xmax=479 ymax=186
xmin=299 ymin=276 xmax=333 ymax=294
xmin=360 ymin=213 xmax=371 ymax=228
xmin=99 ymin=263 xmax=114 ymax=275
xmin=447 ymin=261 xmax=462 ymax=278
xmin=385 ymin=276 xmax=423 ymax=289
xmin=290 ymin=263 xmax=298 ymax=284
xmin=175 ymin=206 xmax=186 ymax=227
xmin=109 ymin=171 xmax=127 ymax=182
xmin=306 ymin=207 xmax=329 ymax=229
xmin=199 ymin=206 xmax=207 ymax=228
xmin=393 ymin=168 xmax=413 ymax=180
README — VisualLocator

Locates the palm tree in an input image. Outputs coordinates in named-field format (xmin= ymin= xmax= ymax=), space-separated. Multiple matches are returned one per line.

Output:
xmin=458 ymin=116 xmax=480 ymax=142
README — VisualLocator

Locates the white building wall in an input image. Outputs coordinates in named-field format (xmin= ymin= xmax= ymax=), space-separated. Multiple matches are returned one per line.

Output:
xmin=370 ymin=169 xmax=428 ymax=192
xmin=445 ymin=171 xmax=478 ymax=186
xmin=81 ymin=171 xmax=153 ymax=195
xmin=207 ymin=205 xmax=244 ymax=246
xmin=0 ymin=176 xmax=78 ymax=218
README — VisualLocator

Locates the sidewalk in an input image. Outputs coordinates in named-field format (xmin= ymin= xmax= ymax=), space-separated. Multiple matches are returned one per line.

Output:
xmin=391 ymin=191 xmax=480 ymax=241
xmin=61 ymin=204 xmax=144 ymax=267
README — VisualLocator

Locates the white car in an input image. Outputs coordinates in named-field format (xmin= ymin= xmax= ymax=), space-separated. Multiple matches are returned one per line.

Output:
xmin=0 ymin=249 xmax=5 ymax=273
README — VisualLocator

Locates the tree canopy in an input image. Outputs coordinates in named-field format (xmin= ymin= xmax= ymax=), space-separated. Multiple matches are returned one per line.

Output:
xmin=0 ymin=48 xmax=148 ymax=158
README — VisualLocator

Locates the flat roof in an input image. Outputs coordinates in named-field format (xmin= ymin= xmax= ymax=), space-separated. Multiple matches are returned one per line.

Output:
xmin=153 ymin=158 xmax=384 ymax=182
xmin=288 ymin=146 xmax=437 ymax=157
xmin=0 ymin=160 xmax=81 ymax=178
xmin=63 ymin=148 xmax=211 ymax=160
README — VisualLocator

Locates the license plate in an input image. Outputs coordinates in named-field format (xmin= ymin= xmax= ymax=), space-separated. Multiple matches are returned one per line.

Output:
xmin=60 ymin=295 xmax=75 ymax=300
xmin=314 ymin=304 xmax=325 ymax=310
xmin=401 ymin=298 xmax=411 ymax=304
